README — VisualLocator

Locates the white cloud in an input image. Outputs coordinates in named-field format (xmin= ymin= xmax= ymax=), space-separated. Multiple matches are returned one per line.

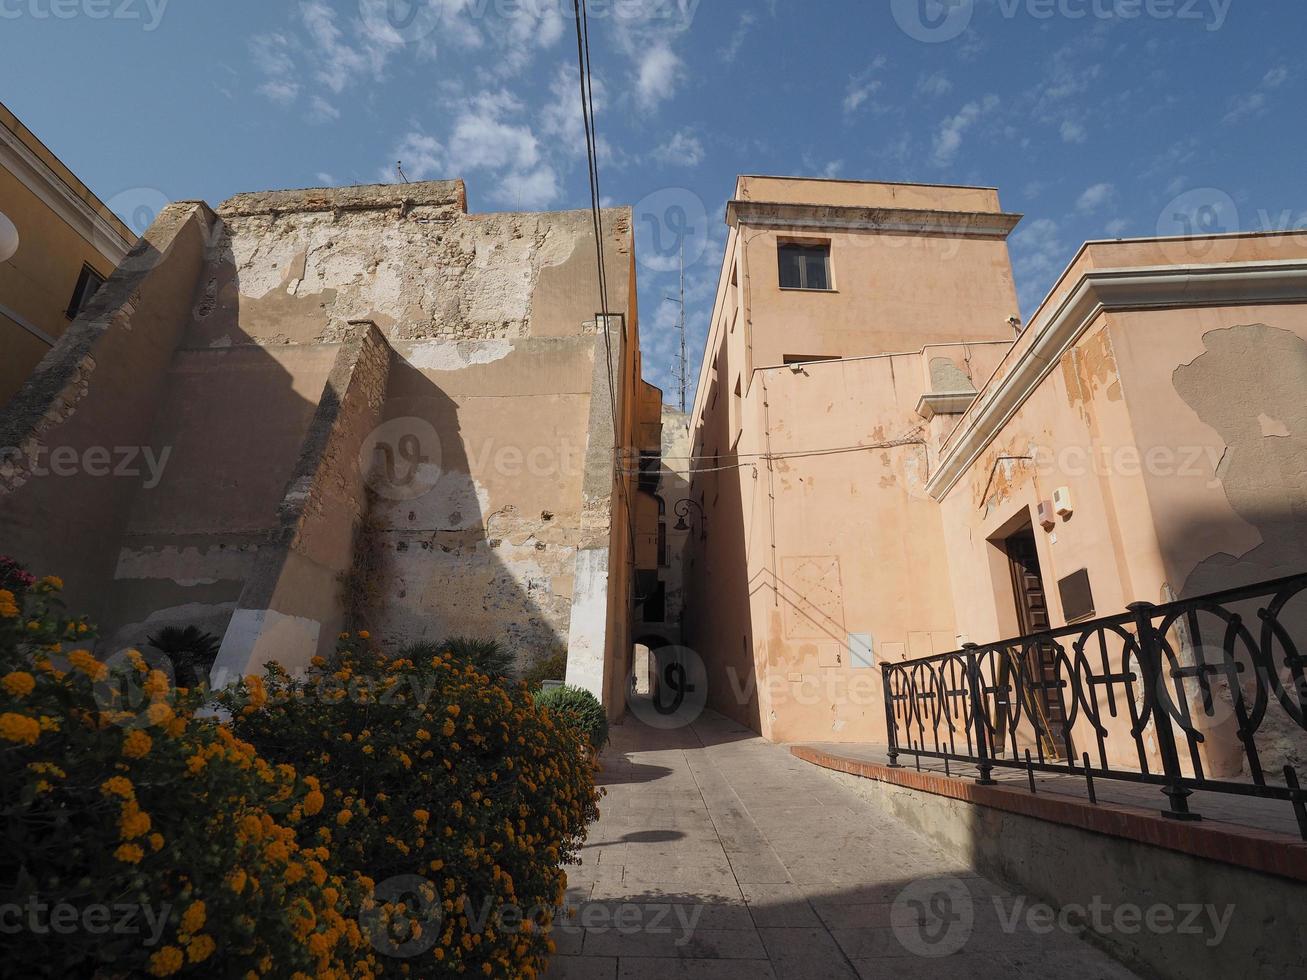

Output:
xmin=1222 ymin=92 xmax=1267 ymax=125
xmin=250 ymin=33 xmax=300 ymax=105
xmin=1077 ymin=182 xmax=1116 ymax=213
xmin=1105 ymin=218 xmax=1129 ymax=237
xmin=720 ymin=11 xmax=755 ymax=63
xmin=1010 ymin=217 xmax=1068 ymax=311
xmin=388 ymin=88 xmax=563 ymax=209
xmin=308 ymin=96 xmax=340 ymax=124
xmin=446 ymin=92 xmax=540 ymax=172
xmin=1060 ymin=120 xmax=1087 ymax=144
xmin=917 ymin=71 xmax=952 ymax=97
xmin=492 ymin=166 xmax=560 ymax=210
xmin=843 ymin=58 xmax=887 ymax=115
xmin=653 ymin=130 xmax=704 ymax=168
xmin=637 ymin=44 xmax=683 ymax=111
xmin=392 ymin=133 xmax=446 ymax=181
xmin=300 ymin=0 xmax=385 ymax=94
xmin=610 ymin=4 xmax=695 ymax=114
xmin=1223 ymin=64 xmax=1289 ymax=125
xmin=1263 ymin=65 xmax=1289 ymax=88
xmin=932 ymin=95 xmax=999 ymax=167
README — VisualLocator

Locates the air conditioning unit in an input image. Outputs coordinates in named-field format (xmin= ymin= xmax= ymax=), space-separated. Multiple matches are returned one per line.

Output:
xmin=1053 ymin=486 xmax=1073 ymax=518
xmin=1037 ymin=500 xmax=1056 ymax=530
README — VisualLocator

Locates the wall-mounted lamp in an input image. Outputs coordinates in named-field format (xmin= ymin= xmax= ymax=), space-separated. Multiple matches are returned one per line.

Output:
xmin=673 ymin=498 xmax=706 ymax=541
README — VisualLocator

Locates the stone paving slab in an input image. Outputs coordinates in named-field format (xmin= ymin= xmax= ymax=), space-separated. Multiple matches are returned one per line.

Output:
xmin=544 ymin=711 xmax=1142 ymax=980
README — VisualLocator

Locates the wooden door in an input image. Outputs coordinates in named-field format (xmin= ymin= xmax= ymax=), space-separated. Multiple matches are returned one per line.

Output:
xmin=1005 ymin=528 xmax=1069 ymax=757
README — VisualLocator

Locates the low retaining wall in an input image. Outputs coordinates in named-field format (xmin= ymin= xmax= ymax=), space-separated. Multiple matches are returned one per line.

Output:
xmin=795 ymin=746 xmax=1307 ymax=980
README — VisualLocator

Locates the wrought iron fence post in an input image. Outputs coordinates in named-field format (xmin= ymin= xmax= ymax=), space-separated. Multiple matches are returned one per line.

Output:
xmin=882 ymin=663 xmax=903 ymax=768
xmin=1128 ymin=601 xmax=1200 ymax=821
xmin=963 ymin=643 xmax=996 ymax=785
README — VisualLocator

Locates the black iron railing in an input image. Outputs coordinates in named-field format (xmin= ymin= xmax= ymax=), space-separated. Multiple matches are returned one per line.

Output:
xmin=882 ymin=573 xmax=1307 ymax=838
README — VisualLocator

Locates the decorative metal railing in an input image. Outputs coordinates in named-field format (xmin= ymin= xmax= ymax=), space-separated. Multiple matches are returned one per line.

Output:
xmin=882 ymin=573 xmax=1307 ymax=838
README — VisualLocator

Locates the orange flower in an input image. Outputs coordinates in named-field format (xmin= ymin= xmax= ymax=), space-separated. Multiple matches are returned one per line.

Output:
xmin=0 ymin=712 xmax=40 ymax=745
xmin=68 ymin=650 xmax=108 ymax=681
xmin=146 ymin=946 xmax=183 ymax=977
xmin=122 ymin=729 xmax=152 ymax=759
xmin=114 ymin=843 xmax=144 ymax=864
xmin=186 ymin=935 xmax=215 ymax=964
xmin=1 ymin=671 xmax=35 ymax=697
xmin=180 ymin=900 xmax=206 ymax=934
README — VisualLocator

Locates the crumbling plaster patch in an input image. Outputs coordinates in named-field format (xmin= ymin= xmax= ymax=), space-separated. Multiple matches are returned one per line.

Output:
xmin=208 ymin=204 xmax=592 ymax=345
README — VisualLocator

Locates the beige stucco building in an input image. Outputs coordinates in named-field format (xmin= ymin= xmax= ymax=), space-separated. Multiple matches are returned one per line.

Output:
xmin=0 ymin=180 xmax=657 ymax=716
xmin=685 ymin=175 xmax=1307 ymax=757
xmin=0 ymin=100 xmax=135 ymax=404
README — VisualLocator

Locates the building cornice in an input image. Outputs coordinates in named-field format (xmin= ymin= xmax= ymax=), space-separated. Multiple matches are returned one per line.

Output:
xmin=727 ymin=199 xmax=1023 ymax=239
xmin=926 ymin=259 xmax=1307 ymax=501
xmin=0 ymin=124 xmax=132 ymax=263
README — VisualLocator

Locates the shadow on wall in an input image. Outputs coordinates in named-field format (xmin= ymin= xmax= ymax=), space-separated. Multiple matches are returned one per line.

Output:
xmin=1170 ymin=323 xmax=1307 ymax=777
xmin=100 ymin=229 xmax=322 ymax=655
xmin=360 ymin=356 xmax=568 ymax=672
xmin=688 ymin=443 xmax=764 ymax=736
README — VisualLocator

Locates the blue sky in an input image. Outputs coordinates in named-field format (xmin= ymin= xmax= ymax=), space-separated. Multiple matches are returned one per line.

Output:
xmin=2 ymin=0 xmax=1303 ymax=405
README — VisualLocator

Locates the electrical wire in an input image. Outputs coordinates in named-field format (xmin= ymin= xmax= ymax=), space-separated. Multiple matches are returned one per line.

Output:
xmin=572 ymin=0 xmax=638 ymax=566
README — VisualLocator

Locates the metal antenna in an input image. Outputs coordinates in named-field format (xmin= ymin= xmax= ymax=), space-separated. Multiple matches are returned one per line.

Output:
xmin=663 ymin=239 xmax=687 ymax=412
xmin=396 ymin=162 xmax=410 ymax=184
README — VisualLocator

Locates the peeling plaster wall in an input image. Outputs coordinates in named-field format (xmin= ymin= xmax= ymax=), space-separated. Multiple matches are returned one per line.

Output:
xmin=189 ymin=183 xmax=635 ymax=671
xmin=1110 ymin=307 xmax=1307 ymax=775
xmin=2 ymin=182 xmax=639 ymax=699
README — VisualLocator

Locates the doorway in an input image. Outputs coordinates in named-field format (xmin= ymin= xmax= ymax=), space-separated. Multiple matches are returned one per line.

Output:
xmin=1002 ymin=522 xmax=1069 ymax=758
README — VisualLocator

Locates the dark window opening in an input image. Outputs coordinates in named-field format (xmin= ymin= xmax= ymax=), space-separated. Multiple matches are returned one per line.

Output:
xmin=778 ymin=242 xmax=831 ymax=290
xmin=66 ymin=265 xmax=105 ymax=319
xmin=638 ymin=451 xmax=660 ymax=493
xmin=782 ymin=354 xmax=839 ymax=366
xmin=643 ymin=580 xmax=666 ymax=622
xmin=657 ymin=521 xmax=668 ymax=567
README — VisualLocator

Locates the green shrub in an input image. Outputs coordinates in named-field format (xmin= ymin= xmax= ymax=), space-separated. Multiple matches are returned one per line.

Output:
xmin=146 ymin=625 xmax=221 ymax=688
xmin=398 ymin=635 xmax=514 ymax=679
xmin=533 ymin=685 xmax=609 ymax=750
xmin=0 ymin=575 xmax=367 ymax=978
xmin=521 ymin=651 xmax=568 ymax=691
xmin=221 ymin=633 xmax=600 ymax=978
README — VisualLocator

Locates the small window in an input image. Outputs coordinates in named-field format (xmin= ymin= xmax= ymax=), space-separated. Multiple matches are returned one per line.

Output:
xmin=782 ymin=354 xmax=837 ymax=366
xmin=66 ymin=265 xmax=105 ymax=319
xmin=778 ymin=242 xmax=831 ymax=290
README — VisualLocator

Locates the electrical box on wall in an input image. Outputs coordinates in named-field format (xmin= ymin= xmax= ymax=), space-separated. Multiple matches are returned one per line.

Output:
xmin=1053 ymin=487 xmax=1073 ymax=517
xmin=1037 ymin=500 xmax=1056 ymax=530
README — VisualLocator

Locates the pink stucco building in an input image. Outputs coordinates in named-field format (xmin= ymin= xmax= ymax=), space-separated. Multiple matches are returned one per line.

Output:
xmin=684 ymin=176 xmax=1307 ymax=774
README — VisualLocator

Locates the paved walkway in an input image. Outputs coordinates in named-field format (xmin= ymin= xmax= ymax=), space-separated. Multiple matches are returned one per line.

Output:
xmin=547 ymin=711 xmax=1140 ymax=979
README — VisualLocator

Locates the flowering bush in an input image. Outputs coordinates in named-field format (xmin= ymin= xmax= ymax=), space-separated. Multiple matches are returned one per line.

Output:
xmin=0 ymin=576 xmax=376 ymax=978
xmin=221 ymin=633 xmax=601 ymax=978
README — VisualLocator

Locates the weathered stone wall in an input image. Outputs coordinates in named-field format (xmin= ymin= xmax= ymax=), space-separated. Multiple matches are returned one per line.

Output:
xmin=190 ymin=183 xmax=636 ymax=672
xmin=2 ymin=181 xmax=640 ymax=694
